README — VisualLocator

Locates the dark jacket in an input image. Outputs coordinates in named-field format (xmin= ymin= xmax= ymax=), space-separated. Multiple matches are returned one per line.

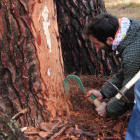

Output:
xmin=100 ymin=18 xmax=140 ymax=118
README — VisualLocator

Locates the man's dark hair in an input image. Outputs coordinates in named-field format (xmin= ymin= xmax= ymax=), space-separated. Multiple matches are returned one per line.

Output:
xmin=84 ymin=13 xmax=119 ymax=43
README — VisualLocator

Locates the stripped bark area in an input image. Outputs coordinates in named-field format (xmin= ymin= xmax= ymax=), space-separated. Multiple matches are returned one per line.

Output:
xmin=56 ymin=0 xmax=120 ymax=75
xmin=0 ymin=0 xmax=69 ymax=127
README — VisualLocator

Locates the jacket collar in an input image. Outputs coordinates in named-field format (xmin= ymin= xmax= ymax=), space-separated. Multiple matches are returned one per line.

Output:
xmin=115 ymin=18 xmax=140 ymax=56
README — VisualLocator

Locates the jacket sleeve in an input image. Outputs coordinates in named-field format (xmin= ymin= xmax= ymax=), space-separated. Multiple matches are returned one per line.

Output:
xmin=100 ymin=69 xmax=124 ymax=99
xmin=100 ymin=47 xmax=140 ymax=118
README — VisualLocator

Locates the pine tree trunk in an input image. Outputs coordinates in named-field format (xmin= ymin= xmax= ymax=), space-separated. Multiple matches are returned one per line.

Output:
xmin=0 ymin=0 xmax=69 ymax=127
xmin=56 ymin=0 xmax=120 ymax=75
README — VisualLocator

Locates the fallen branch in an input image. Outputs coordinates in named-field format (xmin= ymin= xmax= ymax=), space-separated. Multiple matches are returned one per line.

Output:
xmin=72 ymin=129 xmax=95 ymax=137
xmin=40 ymin=123 xmax=51 ymax=133
xmin=49 ymin=126 xmax=67 ymax=140
xmin=24 ymin=131 xmax=50 ymax=138
xmin=24 ymin=131 xmax=39 ymax=135
xmin=12 ymin=108 xmax=28 ymax=120
xmin=50 ymin=121 xmax=61 ymax=133
xmin=103 ymin=137 xmax=121 ymax=140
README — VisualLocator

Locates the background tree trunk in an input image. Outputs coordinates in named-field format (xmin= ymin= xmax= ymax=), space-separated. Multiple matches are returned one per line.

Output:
xmin=56 ymin=0 xmax=120 ymax=75
xmin=0 ymin=0 xmax=69 ymax=127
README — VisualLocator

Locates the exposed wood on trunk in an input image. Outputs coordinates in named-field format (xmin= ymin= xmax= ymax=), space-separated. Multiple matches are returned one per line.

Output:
xmin=0 ymin=0 xmax=69 ymax=126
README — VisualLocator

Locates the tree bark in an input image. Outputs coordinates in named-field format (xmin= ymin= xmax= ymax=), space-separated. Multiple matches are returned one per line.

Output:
xmin=0 ymin=0 xmax=69 ymax=127
xmin=0 ymin=107 xmax=26 ymax=140
xmin=56 ymin=0 xmax=120 ymax=75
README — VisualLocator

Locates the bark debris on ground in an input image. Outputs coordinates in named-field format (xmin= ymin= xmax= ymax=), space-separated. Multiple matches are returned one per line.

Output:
xmin=21 ymin=75 xmax=131 ymax=140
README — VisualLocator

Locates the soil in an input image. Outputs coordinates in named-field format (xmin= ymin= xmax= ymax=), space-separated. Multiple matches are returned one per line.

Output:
xmin=22 ymin=75 xmax=131 ymax=140
xmin=104 ymin=0 xmax=140 ymax=20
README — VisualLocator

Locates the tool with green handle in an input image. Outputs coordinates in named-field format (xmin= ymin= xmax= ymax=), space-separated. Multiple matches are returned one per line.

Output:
xmin=64 ymin=75 xmax=101 ymax=107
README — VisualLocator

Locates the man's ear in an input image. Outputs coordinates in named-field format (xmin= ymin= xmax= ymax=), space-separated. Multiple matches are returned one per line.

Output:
xmin=106 ymin=37 xmax=114 ymax=45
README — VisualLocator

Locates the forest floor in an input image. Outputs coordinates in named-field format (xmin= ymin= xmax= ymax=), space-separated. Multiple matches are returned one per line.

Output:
xmin=23 ymin=75 xmax=131 ymax=140
xmin=104 ymin=0 xmax=140 ymax=19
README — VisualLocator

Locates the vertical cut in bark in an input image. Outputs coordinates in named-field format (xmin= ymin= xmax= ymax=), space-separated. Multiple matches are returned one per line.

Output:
xmin=0 ymin=0 xmax=69 ymax=126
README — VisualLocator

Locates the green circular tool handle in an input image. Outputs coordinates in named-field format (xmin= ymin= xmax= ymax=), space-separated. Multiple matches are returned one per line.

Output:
xmin=90 ymin=94 xmax=97 ymax=100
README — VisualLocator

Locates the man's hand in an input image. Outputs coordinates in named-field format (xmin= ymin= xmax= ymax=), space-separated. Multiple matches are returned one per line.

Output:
xmin=87 ymin=89 xmax=103 ymax=104
xmin=87 ymin=89 xmax=107 ymax=117
xmin=96 ymin=102 xmax=107 ymax=117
